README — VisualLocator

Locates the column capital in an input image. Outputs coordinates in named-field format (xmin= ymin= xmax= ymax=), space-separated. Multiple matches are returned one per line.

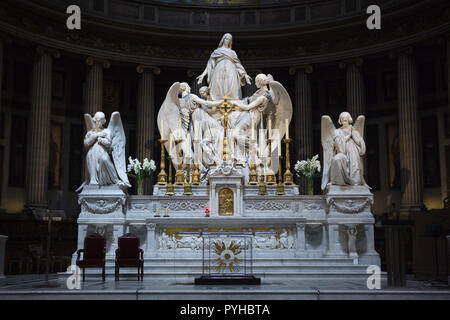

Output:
xmin=36 ymin=46 xmax=60 ymax=59
xmin=389 ymin=46 xmax=413 ymax=59
xmin=137 ymin=64 xmax=160 ymax=75
xmin=289 ymin=65 xmax=313 ymax=75
xmin=86 ymin=57 xmax=110 ymax=69
xmin=339 ymin=57 xmax=363 ymax=69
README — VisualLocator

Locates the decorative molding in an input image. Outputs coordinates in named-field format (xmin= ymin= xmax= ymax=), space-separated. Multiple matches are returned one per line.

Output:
xmin=328 ymin=198 xmax=372 ymax=214
xmin=163 ymin=200 xmax=209 ymax=211
xmin=79 ymin=198 xmax=124 ymax=214
xmin=245 ymin=200 xmax=292 ymax=211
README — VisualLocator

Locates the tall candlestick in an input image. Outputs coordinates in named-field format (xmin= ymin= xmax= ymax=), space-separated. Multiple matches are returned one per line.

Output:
xmin=169 ymin=134 xmax=173 ymax=155
xmin=277 ymin=131 xmax=281 ymax=156
xmin=187 ymin=133 xmax=192 ymax=158
xmin=194 ymin=120 xmax=199 ymax=140
xmin=268 ymin=118 xmax=272 ymax=138
xmin=285 ymin=119 xmax=289 ymax=139
xmin=161 ymin=120 xmax=164 ymax=140
xmin=251 ymin=119 xmax=255 ymax=140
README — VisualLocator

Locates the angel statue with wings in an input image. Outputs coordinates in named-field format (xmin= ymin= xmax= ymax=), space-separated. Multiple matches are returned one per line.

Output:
xmin=321 ymin=112 xmax=367 ymax=190
xmin=231 ymin=73 xmax=293 ymax=173
xmin=157 ymin=82 xmax=222 ymax=169
xmin=77 ymin=111 xmax=131 ymax=191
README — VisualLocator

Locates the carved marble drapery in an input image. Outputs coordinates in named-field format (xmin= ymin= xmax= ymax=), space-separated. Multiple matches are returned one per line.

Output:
xmin=26 ymin=46 xmax=59 ymax=208
xmin=84 ymin=57 xmax=110 ymax=115
xmin=340 ymin=58 xmax=365 ymax=117
xmin=394 ymin=48 xmax=424 ymax=217
xmin=289 ymin=66 xmax=313 ymax=194
xmin=137 ymin=65 xmax=160 ymax=194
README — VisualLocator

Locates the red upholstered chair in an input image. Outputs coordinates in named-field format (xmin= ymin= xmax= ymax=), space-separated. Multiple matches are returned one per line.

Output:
xmin=76 ymin=233 xmax=106 ymax=281
xmin=115 ymin=233 xmax=144 ymax=281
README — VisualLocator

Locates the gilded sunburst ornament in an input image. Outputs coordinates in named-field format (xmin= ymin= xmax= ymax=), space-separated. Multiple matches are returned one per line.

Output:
xmin=213 ymin=240 xmax=242 ymax=273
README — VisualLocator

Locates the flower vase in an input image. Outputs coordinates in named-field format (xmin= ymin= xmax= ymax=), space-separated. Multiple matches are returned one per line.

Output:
xmin=137 ymin=180 xmax=144 ymax=196
xmin=307 ymin=177 xmax=314 ymax=195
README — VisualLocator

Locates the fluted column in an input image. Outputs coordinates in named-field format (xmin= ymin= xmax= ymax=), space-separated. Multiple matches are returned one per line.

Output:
xmin=187 ymin=69 xmax=202 ymax=96
xmin=340 ymin=58 xmax=365 ymax=117
xmin=0 ymin=39 xmax=3 ymax=112
xmin=84 ymin=57 xmax=110 ymax=115
xmin=136 ymin=65 xmax=160 ymax=194
xmin=289 ymin=65 xmax=313 ymax=194
xmin=447 ymin=39 xmax=450 ymax=135
xmin=393 ymin=47 xmax=423 ymax=217
xmin=26 ymin=46 xmax=60 ymax=209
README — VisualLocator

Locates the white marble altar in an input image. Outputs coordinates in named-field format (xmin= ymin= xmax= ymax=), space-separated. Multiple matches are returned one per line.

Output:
xmin=71 ymin=34 xmax=381 ymax=282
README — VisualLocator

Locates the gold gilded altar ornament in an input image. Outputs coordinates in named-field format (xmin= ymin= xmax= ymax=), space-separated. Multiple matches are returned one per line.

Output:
xmin=218 ymin=188 xmax=234 ymax=216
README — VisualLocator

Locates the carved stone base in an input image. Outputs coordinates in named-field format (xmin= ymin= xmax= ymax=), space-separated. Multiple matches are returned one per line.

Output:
xmin=78 ymin=185 xmax=127 ymax=220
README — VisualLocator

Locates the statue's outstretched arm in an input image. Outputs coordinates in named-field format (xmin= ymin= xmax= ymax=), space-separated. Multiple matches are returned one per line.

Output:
xmin=234 ymin=95 xmax=266 ymax=111
xmin=192 ymin=94 xmax=222 ymax=107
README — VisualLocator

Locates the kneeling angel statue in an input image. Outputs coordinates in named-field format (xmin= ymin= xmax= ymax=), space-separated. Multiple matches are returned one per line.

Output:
xmin=321 ymin=111 xmax=368 ymax=190
xmin=77 ymin=111 xmax=131 ymax=191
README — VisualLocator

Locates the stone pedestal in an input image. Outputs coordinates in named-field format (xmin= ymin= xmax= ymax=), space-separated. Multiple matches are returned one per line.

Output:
xmin=0 ymin=235 xmax=7 ymax=281
xmin=75 ymin=185 xmax=127 ymax=259
xmin=324 ymin=185 xmax=379 ymax=265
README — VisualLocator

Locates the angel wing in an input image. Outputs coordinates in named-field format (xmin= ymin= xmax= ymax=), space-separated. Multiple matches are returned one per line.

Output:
xmin=84 ymin=113 xmax=94 ymax=132
xmin=156 ymin=82 xmax=186 ymax=167
xmin=108 ymin=112 xmax=131 ymax=187
xmin=353 ymin=115 xmax=365 ymax=141
xmin=76 ymin=114 xmax=96 ymax=192
xmin=352 ymin=115 xmax=368 ymax=186
xmin=269 ymin=80 xmax=292 ymax=140
xmin=321 ymin=116 xmax=336 ymax=190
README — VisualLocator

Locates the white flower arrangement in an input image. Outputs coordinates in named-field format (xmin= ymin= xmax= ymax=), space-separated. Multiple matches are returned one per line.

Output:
xmin=294 ymin=154 xmax=321 ymax=178
xmin=127 ymin=157 xmax=156 ymax=195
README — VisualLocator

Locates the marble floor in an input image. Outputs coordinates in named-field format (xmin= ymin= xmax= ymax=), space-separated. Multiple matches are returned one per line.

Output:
xmin=0 ymin=274 xmax=449 ymax=300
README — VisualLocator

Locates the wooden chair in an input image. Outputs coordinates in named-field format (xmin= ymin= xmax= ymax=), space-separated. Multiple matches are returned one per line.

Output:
xmin=76 ymin=233 xmax=106 ymax=281
xmin=115 ymin=233 xmax=144 ymax=281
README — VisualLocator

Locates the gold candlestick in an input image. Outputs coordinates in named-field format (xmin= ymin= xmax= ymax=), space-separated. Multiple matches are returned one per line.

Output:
xmin=283 ymin=138 xmax=294 ymax=185
xmin=249 ymin=139 xmax=258 ymax=185
xmin=276 ymin=156 xmax=285 ymax=195
xmin=258 ymin=163 xmax=267 ymax=195
xmin=165 ymin=155 xmax=175 ymax=196
xmin=157 ymin=139 xmax=168 ymax=185
xmin=265 ymin=138 xmax=276 ymax=185
xmin=174 ymin=138 xmax=185 ymax=185
xmin=192 ymin=139 xmax=201 ymax=185
xmin=183 ymin=158 xmax=193 ymax=195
